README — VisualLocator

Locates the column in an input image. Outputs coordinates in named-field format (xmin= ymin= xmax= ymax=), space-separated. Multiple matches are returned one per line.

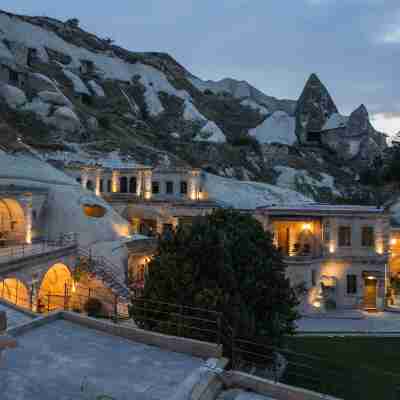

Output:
xmin=95 ymin=169 xmax=103 ymax=197
xmin=112 ymin=170 xmax=120 ymax=193
xmin=143 ymin=170 xmax=152 ymax=200
xmin=20 ymin=194 xmax=32 ymax=244
xmin=136 ymin=170 xmax=143 ymax=197
xmin=81 ymin=169 xmax=88 ymax=190
xmin=189 ymin=170 xmax=201 ymax=201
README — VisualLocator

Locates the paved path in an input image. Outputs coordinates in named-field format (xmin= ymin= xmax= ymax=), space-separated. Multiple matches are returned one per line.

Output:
xmin=297 ymin=311 xmax=400 ymax=334
xmin=0 ymin=302 xmax=33 ymax=328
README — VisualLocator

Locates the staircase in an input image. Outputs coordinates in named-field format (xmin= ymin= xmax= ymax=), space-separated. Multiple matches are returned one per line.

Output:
xmin=77 ymin=247 xmax=130 ymax=301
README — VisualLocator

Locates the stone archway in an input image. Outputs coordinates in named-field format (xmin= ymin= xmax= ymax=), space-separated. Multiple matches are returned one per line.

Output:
xmin=38 ymin=263 xmax=72 ymax=311
xmin=0 ymin=198 xmax=26 ymax=244
xmin=0 ymin=278 xmax=30 ymax=309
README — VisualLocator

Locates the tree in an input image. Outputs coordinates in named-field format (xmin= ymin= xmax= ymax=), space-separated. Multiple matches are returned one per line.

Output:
xmin=141 ymin=209 xmax=299 ymax=345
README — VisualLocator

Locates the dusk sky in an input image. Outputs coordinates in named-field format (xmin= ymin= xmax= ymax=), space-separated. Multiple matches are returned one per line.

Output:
xmin=2 ymin=0 xmax=399 ymax=135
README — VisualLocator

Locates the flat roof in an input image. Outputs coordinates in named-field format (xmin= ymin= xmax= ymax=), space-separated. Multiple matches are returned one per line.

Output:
xmin=257 ymin=204 xmax=385 ymax=215
xmin=1 ymin=319 xmax=205 ymax=400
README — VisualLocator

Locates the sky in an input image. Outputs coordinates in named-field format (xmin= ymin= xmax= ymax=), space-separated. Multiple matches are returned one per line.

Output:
xmin=2 ymin=0 xmax=399 ymax=136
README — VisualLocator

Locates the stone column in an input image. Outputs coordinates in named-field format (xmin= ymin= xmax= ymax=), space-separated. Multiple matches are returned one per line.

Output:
xmin=20 ymin=194 xmax=33 ymax=244
xmin=143 ymin=170 xmax=152 ymax=200
xmin=189 ymin=170 xmax=201 ymax=201
xmin=95 ymin=169 xmax=103 ymax=197
xmin=81 ymin=169 xmax=88 ymax=190
xmin=112 ymin=170 xmax=120 ymax=193
xmin=136 ymin=170 xmax=143 ymax=197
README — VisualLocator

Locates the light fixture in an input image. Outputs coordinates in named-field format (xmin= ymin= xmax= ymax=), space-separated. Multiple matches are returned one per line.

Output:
xmin=329 ymin=243 xmax=335 ymax=254
xmin=391 ymin=238 xmax=397 ymax=246
xmin=313 ymin=301 xmax=321 ymax=308
xmin=302 ymin=223 xmax=312 ymax=231
xmin=367 ymin=276 xmax=376 ymax=280
xmin=71 ymin=281 xmax=76 ymax=293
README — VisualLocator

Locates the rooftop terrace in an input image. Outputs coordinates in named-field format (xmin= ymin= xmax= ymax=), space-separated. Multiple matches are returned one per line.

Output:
xmin=1 ymin=318 xmax=206 ymax=400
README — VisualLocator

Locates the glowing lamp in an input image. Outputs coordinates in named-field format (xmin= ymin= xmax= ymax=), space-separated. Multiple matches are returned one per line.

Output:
xmin=302 ymin=223 xmax=312 ymax=231
xmin=367 ymin=276 xmax=376 ymax=280
xmin=71 ymin=281 xmax=76 ymax=293
xmin=391 ymin=238 xmax=397 ymax=246
xmin=329 ymin=243 xmax=335 ymax=254
xmin=313 ymin=301 xmax=321 ymax=308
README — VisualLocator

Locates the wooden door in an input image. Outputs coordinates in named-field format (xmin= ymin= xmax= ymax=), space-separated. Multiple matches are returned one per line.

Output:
xmin=364 ymin=279 xmax=377 ymax=310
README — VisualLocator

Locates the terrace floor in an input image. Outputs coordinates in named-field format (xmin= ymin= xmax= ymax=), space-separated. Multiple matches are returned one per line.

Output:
xmin=0 ymin=319 xmax=205 ymax=400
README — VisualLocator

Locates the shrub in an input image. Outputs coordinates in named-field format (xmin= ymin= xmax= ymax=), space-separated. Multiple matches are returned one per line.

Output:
xmin=84 ymin=298 xmax=103 ymax=317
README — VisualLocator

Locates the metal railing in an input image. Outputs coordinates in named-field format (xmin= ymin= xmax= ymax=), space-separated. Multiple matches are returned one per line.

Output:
xmin=128 ymin=298 xmax=400 ymax=400
xmin=77 ymin=247 xmax=130 ymax=300
xmin=0 ymin=235 xmax=78 ymax=264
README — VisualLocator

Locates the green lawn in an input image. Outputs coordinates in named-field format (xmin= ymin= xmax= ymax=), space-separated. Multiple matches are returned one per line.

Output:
xmin=285 ymin=336 xmax=400 ymax=400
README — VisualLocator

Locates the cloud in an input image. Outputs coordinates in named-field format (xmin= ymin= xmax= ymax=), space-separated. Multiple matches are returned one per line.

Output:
xmin=381 ymin=26 xmax=400 ymax=43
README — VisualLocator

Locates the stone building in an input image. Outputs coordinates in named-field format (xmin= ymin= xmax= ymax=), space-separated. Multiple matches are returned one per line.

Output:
xmin=70 ymin=163 xmax=218 ymax=236
xmin=256 ymin=204 xmax=390 ymax=312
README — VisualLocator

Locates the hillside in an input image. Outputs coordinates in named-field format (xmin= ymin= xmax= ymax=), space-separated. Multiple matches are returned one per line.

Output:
xmin=0 ymin=10 xmax=389 ymax=203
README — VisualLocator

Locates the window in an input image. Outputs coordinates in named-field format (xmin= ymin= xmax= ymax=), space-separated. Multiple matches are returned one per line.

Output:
xmin=180 ymin=181 xmax=188 ymax=195
xmin=322 ymin=221 xmax=330 ymax=242
xmin=166 ymin=181 xmax=174 ymax=194
xmin=32 ymin=210 xmax=37 ymax=221
xmin=311 ymin=270 xmax=317 ymax=287
xmin=338 ymin=226 xmax=351 ymax=247
xmin=129 ymin=177 xmax=137 ymax=194
xmin=99 ymin=179 xmax=104 ymax=193
xmin=347 ymin=275 xmax=357 ymax=294
xmin=120 ymin=176 xmax=128 ymax=193
xmin=107 ymin=179 xmax=112 ymax=193
xmin=86 ymin=180 xmax=94 ymax=191
xmin=152 ymin=181 xmax=160 ymax=194
xmin=362 ymin=226 xmax=375 ymax=247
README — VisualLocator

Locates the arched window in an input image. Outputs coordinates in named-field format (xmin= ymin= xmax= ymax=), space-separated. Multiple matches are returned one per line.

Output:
xmin=129 ymin=177 xmax=137 ymax=194
xmin=120 ymin=176 xmax=128 ymax=193
xmin=86 ymin=180 xmax=94 ymax=191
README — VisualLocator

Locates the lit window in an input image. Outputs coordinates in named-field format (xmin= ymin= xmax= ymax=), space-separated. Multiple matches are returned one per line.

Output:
xmin=82 ymin=204 xmax=107 ymax=218
xmin=338 ymin=226 xmax=351 ymax=247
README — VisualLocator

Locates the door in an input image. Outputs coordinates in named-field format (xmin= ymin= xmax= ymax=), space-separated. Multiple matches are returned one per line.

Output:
xmin=364 ymin=279 xmax=377 ymax=310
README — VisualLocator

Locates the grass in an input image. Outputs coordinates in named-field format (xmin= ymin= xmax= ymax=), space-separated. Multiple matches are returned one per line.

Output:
xmin=285 ymin=336 xmax=400 ymax=400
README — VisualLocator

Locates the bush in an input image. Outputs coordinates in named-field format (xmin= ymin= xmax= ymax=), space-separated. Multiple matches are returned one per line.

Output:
xmin=84 ymin=298 xmax=103 ymax=317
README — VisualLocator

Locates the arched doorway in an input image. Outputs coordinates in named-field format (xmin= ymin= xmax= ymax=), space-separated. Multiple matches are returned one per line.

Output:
xmin=120 ymin=176 xmax=128 ymax=193
xmin=0 ymin=198 xmax=26 ymax=245
xmin=38 ymin=263 xmax=72 ymax=312
xmin=0 ymin=278 xmax=30 ymax=309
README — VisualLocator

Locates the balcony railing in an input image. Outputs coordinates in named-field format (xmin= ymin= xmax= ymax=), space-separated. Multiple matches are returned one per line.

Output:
xmin=0 ymin=235 xmax=77 ymax=265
